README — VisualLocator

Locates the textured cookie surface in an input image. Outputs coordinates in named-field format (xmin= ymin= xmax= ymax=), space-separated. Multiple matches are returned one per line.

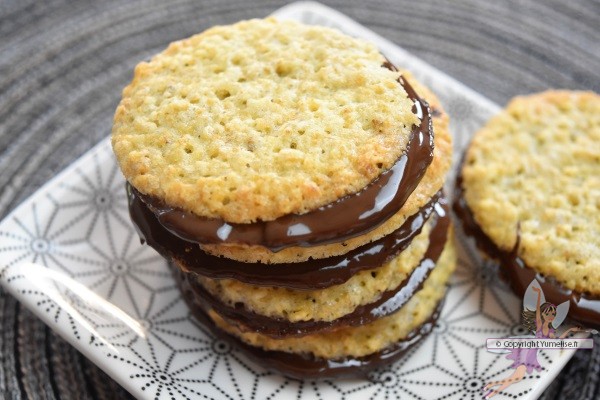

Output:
xmin=112 ymin=17 xmax=419 ymax=223
xmin=200 ymin=72 xmax=452 ymax=263
xmin=461 ymin=91 xmax=600 ymax=295
xmin=197 ymin=217 xmax=435 ymax=322
xmin=209 ymin=234 xmax=455 ymax=359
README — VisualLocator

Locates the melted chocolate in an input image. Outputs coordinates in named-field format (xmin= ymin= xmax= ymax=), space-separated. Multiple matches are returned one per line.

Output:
xmin=186 ymin=198 xmax=449 ymax=338
xmin=453 ymin=176 xmax=600 ymax=329
xmin=176 ymin=266 xmax=443 ymax=380
xmin=135 ymin=74 xmax=434 ymax=252
xmin=129 ymin=184 xmax=442 ymax=289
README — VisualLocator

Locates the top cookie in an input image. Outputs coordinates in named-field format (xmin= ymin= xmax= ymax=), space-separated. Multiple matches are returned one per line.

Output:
xmin=461 ymin=90 xmax=600 ymax=295
xmin=112 ymin=18 xmax=419 ymax=223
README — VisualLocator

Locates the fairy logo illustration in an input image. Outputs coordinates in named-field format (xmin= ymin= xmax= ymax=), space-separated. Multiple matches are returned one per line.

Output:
xmin=483 ymin=279 xmax=586 ymax=398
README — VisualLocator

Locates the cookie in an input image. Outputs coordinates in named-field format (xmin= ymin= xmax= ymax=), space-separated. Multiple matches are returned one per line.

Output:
xmin=112 ymin=18 xmax=420 ymax=224
xmin=204 ymin=234 xmax=455 ymax=359
xmin=455 ymin=90 xmax=600 ymax=327
xmin=114 ymin=19 xmax=451 ymax=263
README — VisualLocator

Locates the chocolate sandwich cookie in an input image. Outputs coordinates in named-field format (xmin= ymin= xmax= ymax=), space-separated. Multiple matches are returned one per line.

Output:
xmin=112 ymin=18 xmax=452 ymax=264
xmin=176 ymin=268 xmax=446 ymax=380
xmin=192 ymin=198 xmax=450 ymax=335
xmin=202 ymin=235 xmax=455 ymax=368
xmin=455 ymin=90 xmax=600 ymax=328
xmin=113 ymin=17 xmax=456 ymax=378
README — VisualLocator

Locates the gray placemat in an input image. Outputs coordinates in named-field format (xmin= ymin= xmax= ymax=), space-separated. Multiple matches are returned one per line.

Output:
xmin=1 ymin=1 xmax=599 ymax=399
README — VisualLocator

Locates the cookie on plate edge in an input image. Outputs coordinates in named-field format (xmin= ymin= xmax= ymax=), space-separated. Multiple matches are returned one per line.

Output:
xmin=454 ymin=90 xmax=600 ymax=329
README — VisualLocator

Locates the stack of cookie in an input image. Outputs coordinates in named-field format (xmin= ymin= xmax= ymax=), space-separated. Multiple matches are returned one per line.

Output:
xmin=112 ymin=18 xmax=456 ymax=378
xmin=455 ymin=91 xmax=600 ymax=329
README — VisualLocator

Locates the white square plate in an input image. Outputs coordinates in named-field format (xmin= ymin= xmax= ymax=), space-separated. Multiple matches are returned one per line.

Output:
xmin=0 ymin=2 xmax=577 ymax=399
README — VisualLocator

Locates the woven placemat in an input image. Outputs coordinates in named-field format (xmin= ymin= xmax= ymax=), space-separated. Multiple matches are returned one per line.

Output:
xmin=1 ymin=0 xmax=599 ymax=398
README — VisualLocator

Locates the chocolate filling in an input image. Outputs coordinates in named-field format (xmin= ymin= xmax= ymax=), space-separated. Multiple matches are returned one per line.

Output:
xmin=176 ymin=266 xmax=443 ymax=380
xmin=453 ymin=175 xmax=600 ymax=329
xmin=134 ymin=73 xmax=434 ymax=252
xmin=186 ymin=197 xmax=449 ymax=338
xmin=129 ymin=184 xmax=441 ymax=289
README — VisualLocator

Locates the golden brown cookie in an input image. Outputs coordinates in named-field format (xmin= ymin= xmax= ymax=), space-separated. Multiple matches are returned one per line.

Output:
xmin=112 ymin=18 xmax=420 ymax=224
xmin=460 ymin=90 xmax=600 ymax=295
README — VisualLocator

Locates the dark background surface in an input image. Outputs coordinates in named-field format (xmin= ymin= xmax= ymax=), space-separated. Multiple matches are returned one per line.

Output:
xmin=1 ymin=0 xmax=599 ymax=398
